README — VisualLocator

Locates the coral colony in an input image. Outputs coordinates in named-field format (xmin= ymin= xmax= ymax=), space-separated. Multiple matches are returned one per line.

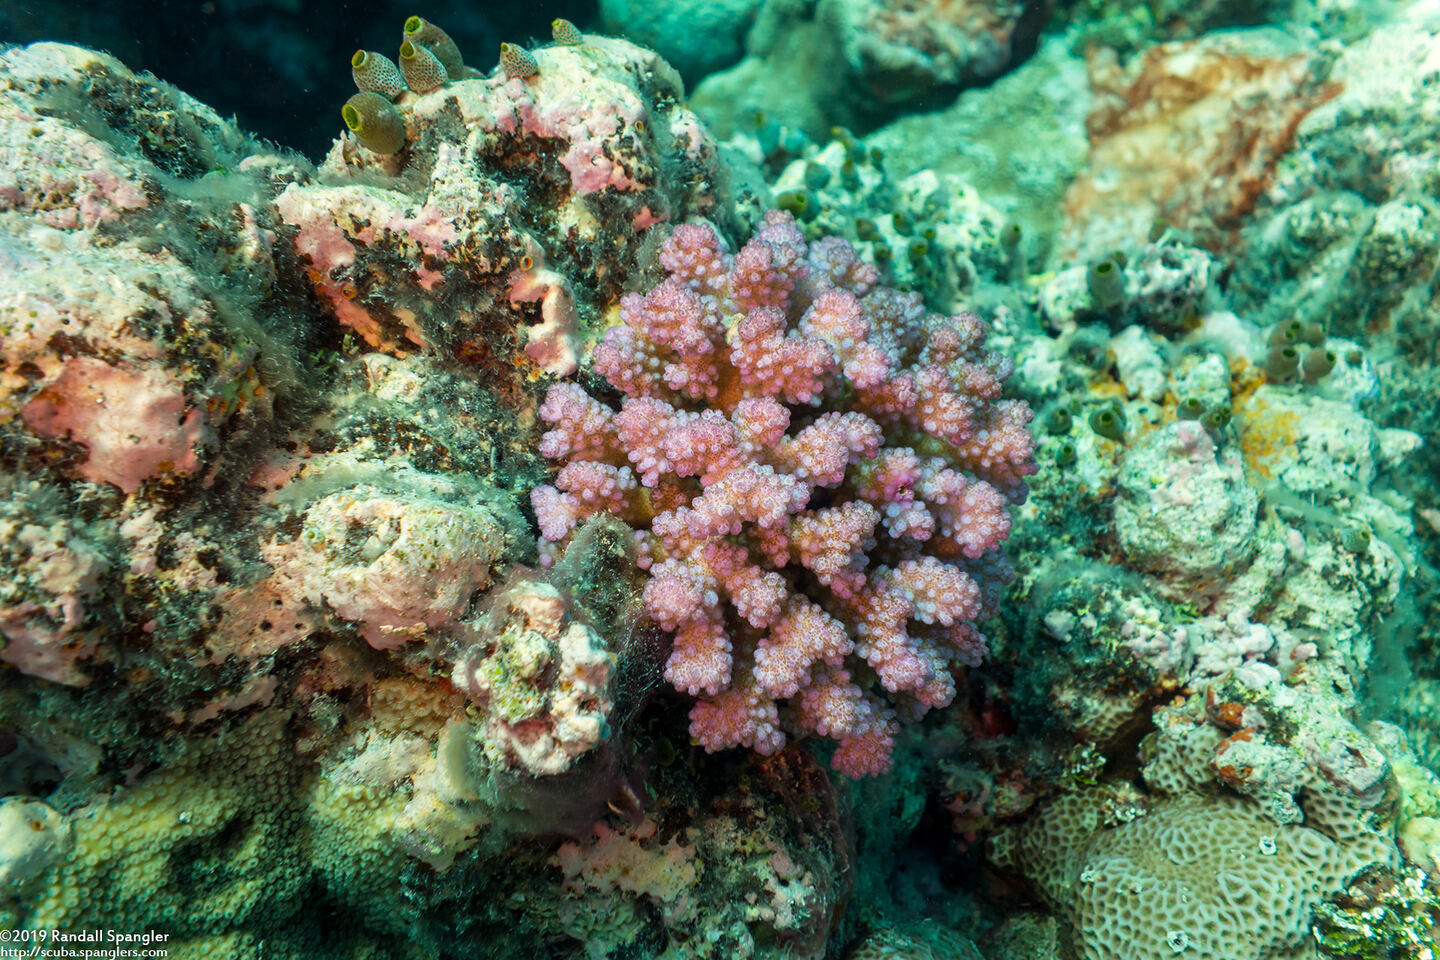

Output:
xmin=2 ymin=5 xmax=1440 ymax=960
xmin=531 ymin=213 xmax=1033 ymax=776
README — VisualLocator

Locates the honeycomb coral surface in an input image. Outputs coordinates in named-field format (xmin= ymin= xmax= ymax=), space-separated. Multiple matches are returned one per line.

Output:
xmin=3 ymin=5 xmax=1440 ymax=960
xmin=1000 ymin=793 xmax=1399 ymax=960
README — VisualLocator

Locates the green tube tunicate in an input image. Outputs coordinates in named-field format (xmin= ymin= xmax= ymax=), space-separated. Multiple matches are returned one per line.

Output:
xmin=552 ymin=18 xmax=584 ymax=45
xmin=1266 ymin=345 xmax=1300 ymax=381
xmin=841 ymin=159 xmax=860 ymax=189
xmin=351 ymin=50 xmax=405 ymax=99
xmin=756 ymin=122 xmax=782 ymax=157
xmin=399 ymin=39 xmax=448 ymax=93
xmin=343 ymin=92 xmax=407 ymax=154
xmin=1055 ymin=442 xmax=1078 ymax=468
xmin=1200 ymin=403 xmax=1232 ymax=432
xmin=1087 ymin=257 xmax=1126 ymax=308
xmin=1177 ymin=397 xmax=1206 ymax=420
xmin=1269 ymin=319 xmax=1304 ymax=347
xmin=1089 ymin=406 xmax=1126 ymax=441
xmin=1344 ymin=527 xmax=1371 ymax=553
xmin=1300 ymin=321 xmax=1327 ymax=346
xmin=907 ymin=239 xmax=929 ymax=262
xmin=776 ymin=190 xmax=818 ymax=222
xmin=1045 ymin=407 xmax=1073 ymax=435
xmin=855 ymin=218 xmax=879 ymax=242
xmin=892 ymin=211 xmax=914 ymax=236
xmin=499 ymin=42 xmax=539 ymax=80
xmin=1303 ymin=347 xmax=1337 ymax=383
xmin=403 ymin=16 xmax=465 ymax=77
xmin=804 ymin=162 xmax=831 ymax=190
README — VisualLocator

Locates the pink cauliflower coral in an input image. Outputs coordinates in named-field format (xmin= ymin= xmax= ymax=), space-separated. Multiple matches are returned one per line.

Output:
xmin=532 ymin=211 xmax=1034 ymax=776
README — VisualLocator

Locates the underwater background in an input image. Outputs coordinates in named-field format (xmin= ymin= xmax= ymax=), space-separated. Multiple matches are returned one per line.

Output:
xmin=1 ymin=0 xmax=1438 ymax=957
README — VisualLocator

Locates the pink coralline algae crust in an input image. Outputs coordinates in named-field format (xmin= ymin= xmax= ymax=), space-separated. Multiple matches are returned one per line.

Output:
xmin=21 ymin=357 xmax=206 ymax=494
xmin=281 ymin=36 xmax=727 ymax=379
xmin=466 ymin=38 xmax=719 ymax=207
xmin=257 ymin=482 xmax=507 ymax=652
xmin=0 ymin=512 xmax=109 ymax=685
xmin=0 ymin=81 xmax=150 ymax=230
xmin=533 ymin=211 xmax=1035 ymax=776
xmin=1061 ymin=35 xmax=1341 ymax=256
xmin=834 ymin=0 xmax=1025 ymax=102
xmin=455 ymin=36 xmax=717 ymax=198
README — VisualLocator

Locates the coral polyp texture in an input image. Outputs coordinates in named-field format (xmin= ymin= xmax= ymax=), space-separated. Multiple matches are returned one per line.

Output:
xmin=532 ymin=210 xmax=1035 ymax=776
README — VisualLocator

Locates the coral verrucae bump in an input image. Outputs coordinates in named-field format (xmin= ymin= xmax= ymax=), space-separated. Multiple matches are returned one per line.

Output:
xmin=532 ymin=210 xmax=1035 ymax=776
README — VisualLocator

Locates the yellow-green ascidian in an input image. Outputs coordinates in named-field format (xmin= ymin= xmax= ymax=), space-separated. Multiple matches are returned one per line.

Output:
xmin=342 ymin=92 xmax=406 ymax=154
xmin=552 ymin=18 xmax=584 ymax=45
xmin=398 ymin=40 xmax=447 ymax=93
xmin=402 ymin=16 xmax=465 ymax=76
xmin=351 ymin=50 xmax=405 ymax=99
xmin=499 ymin=42 xmax=539 ymax=79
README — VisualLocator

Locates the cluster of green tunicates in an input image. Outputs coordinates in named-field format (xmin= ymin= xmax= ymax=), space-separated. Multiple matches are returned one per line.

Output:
xmin=1042 ymin=401 xmax=1133 ymax=463
xmin=767 ymin=124 xmax=955 ymax=296
xmin=854 ymin=209 xmax=947 ymax=279
xmin=341 ymin=17 xmax=576 ymax=155
xmin=1042 ymin=388 xmax=1234 ymax=465
xmin=1175 ymin=394 xmax=1232 ymax=433
xmin=1265 ymin=318 xmax=1342 ymax=385
xmin=342 ymin=17 xmax=469 ymax=154
xmin=771 ymin=124 xmax=888 ymax=226
xmin=1044 ymin=406 xmax=1080 ymax=467
xmin=764 ymin=124 xmax=1022 ymax=310
xmin=749 ymin=110 xmax=812 ymax=176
